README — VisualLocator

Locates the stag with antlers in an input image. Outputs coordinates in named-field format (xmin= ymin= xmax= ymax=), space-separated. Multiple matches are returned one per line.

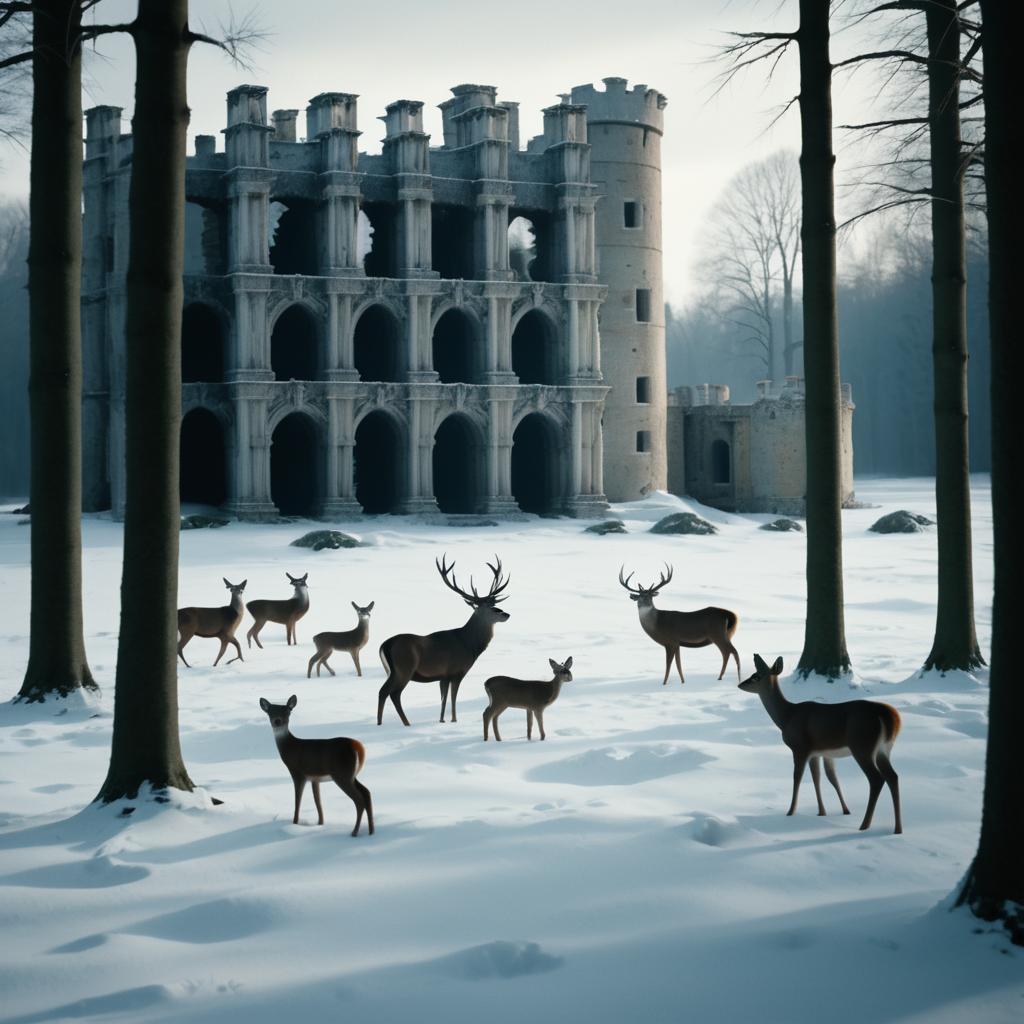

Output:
xmin=377 ymin=555 xmax=511 ymax=726
xmin=619 ymin=564 xmax=741 ymax=685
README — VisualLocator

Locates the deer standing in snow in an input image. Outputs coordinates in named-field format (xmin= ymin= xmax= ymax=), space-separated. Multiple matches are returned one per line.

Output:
xmin=259 ymin=695 xmax=373 ymax=836
xmin=483 ymin=657 xmax=573 ymax=741
xmin=307 ymin=602 xmax=375 ymax=678
xmin=247 ymin=572 xmax=309 ymax=648
xmin=177 ymin=578 xmax=247 ymax=667
xmin=619 ymin=564 xmax=740 ymax=684
xmin=377 ymin=555 xmax=510 ymax=726
xmin=739 ymin=654 xmax=903 ymax=834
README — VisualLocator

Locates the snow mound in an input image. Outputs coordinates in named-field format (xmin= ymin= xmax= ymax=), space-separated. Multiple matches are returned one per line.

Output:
xmin=431 ymin=940 xmax=563 ymax=980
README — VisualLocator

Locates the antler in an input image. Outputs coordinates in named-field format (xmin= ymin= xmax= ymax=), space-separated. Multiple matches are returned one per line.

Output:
xmin=651 ymin=563 xmax=674 ymax=594
xmin=618 ymin=565 xmax=643 ymax=594
xmin=436 ymin=554 xmax=475 ymax=602
xmin=619 ymin=563 xmax=674 ymax=595
xmin=437 ymin=554 xmax=510 ymax=605
xmin=484 ymin=555 xmax=510 ymax=602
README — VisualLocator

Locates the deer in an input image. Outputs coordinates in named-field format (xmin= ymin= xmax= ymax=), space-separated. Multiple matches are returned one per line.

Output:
xmin=739 ymin=654 xmax=903 ymax=834
xmin=177 ymin=578 xmax=247 ymax=667
xmin=307 ymin=602 xmax=375 ymax=678
xmin=619 ymin=564 xmax=740 ymax=685
xmin=247 ymin=572 xmax=310 ymax=649
xmin=483 ymin=657 xmax=573 ymax=741
xmin=377 ymin=555 xmax=510 ymax=726
xmin=259 ymin=695 xmax=373 ymax=836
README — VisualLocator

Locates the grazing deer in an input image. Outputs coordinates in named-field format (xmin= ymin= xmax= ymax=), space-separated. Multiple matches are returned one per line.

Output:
xmin=619 ymin=564 xmax=740 ymax=684
xmin=307 ymin=602 xmax=375 ymax=678
xmin=739 ymin=654 xmax=903 ymax=834
xmin=247 ymin=572 xmax=310 ymax=648
xmin=483 ymin=657 xmax=573 ymax=741
xmin=177 ymin=578 xmax=247 ymax=667
xmin=377 ymin=555 xmax=510 ymax=726
xmin=259 ymin=695 xmax=373 ymax=836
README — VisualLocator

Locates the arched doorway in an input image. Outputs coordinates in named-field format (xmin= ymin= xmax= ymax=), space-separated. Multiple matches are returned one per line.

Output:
xmin=354 ymin=411 xmax=403 ymax=514
xmin=353 ymin=305 xmax=402 ymax=382
xmin=512 ymin=309 xmax=559 ymax=385
xmin=181 ymin=303 xmax=225 ymax=383
xmin=432 ymin=308 xmax=478 ymax=384
xmin=512 ymin=413 xmax=564 ymax=514
xmin=271 ymin=412 xmax=320 ymax=517
xmin=271 ymin=305 xmax=318 ymax=381
xmin=712 ymin=439 xmax=731 ymax=484
xmin=180 ymin=407 xmax=226 ymax=507
xmin=433 ymin=414 xmax=484 ymax=514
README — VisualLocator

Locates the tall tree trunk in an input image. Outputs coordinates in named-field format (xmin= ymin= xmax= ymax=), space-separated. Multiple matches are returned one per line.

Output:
xmin=17 ymin=0 xmax=96 ymax=702
xmin=97 ymin=0 xmax=194 ymax=799
xmin=956 ymin=0 xmax=1023 ymax=944
xmin=923 ymin=0 xmax=984 ymax=673
xmin=795 ymin=0 xmax=850 ymax=679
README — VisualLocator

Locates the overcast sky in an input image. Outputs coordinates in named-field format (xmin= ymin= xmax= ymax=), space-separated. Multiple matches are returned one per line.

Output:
xmin=0 ymin=0 xmax=890 ymax=304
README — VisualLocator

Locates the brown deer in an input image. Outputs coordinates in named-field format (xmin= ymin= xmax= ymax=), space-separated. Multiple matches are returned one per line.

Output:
xmin=377 ymin=555 xmax=510 ymax=726
xmin=483 ymin=657 xmax=573 ymax=741
xmin=177 ymin=578 xmax=247 ymax=667
xmin=259 ymin=695 xmax=373 ymax=836
xmin=247 ymin=572 xmax=310 ymax=648
xmin=739 ymin=654 xmax=903 ymax=834
xmin=619 ymin=564 xmax=740 ymax=684
xmin=307 ymin=602 xmax=375 ymax=678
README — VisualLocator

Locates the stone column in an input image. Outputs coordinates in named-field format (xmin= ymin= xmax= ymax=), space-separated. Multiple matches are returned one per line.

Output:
xmin=400 ymin=395 xmax=440 ymax=513
xmin=226 ymin=389 xmax=278 ymax=520
xmin=322 ymin=396 xmax=361 ymax=517
xmin=481 ymin=395 xmax=518 ymax=514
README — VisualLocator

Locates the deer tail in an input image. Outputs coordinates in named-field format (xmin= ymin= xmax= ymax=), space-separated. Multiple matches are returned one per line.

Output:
xmin=350 ymin=739 xmax=366 ymax=774
xmin=724 ymin=610 xmax=739 ymax=636
xmin=882 ymin=705 xmax=901 ymax=743
xmin=378 ymin=641 xmax=392 ymax=678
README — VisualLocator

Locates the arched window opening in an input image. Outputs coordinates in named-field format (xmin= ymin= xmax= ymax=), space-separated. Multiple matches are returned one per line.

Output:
xmin=269 ymin=199 xmax=318 ymax=275
xmin=512 ymin=413 xmax=564 ymax=515
xmin=512 ymin=309 xmax=560 ymax=385
xmin=184 ymin=201 xmax=227 ymax=275
xmin=360 ymin=203 xmax=397 ymax=278
xmin=353 ymin=305 xmax=402 ymax=382
xmin=433 ymin=415 xmax=484 ymax=514
xmin=432 ymin=308 xmax=478 ymax=384
xmin=712 ymin=439 xmax=731 ymax=484
xmin=354 ymin=411 xmax=402 ymax=514
xmin=271 ymin=413 xmax=320 ymax=517
xmin=508 ymin=211 xmax=554 ymax=282
xmin=432 ymin=204 xmax=475 ymax=279
xmin=182 ymin=303 xmax=225 ymax=383
xmin=271 ymin=305 xmax=318 ymax=381
xmin=180 ymin=408 xmax=226 ymax=508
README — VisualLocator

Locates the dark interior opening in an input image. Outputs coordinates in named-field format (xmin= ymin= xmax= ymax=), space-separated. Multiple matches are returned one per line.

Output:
xmin=432 ymin=308 xmax=478 ymax=384
xmin=184 ymin=201 xmax=227 ymax=275
xmin=180 ymin=407 xmax=226 ymax=507
xmin=433 ymin=414 xmax=483 ymax=514
xmin=354 ymin=411 xmax=402 ymax=513
xmin=269 ymin=199 xmax=318 ymax=275
xmin=508 ymin=210 xmax=554 ymax=282
xmin=512 ymin=309 xmax=559 ymax=385
xmin=361 ymin=202 xmax=397 ymax=278
xmin=432 ymin=204 xmax=475 ymax=279
xmin=712 ymin=439 xmax=731 ymax=484
xmin=271 ymin=305 xmax=318 ymax=381
xmin=182 ymin=302 xmax=225 ymax=383
xmin=623 ymin=201 xmax=639 ymax=229
xmin=512 ymin=413 xmax=562 ymax=514
xmin=354 ymin=305 xmax=402 ymax=382
xmin=271 ymin=413 xmax=319 ymax=516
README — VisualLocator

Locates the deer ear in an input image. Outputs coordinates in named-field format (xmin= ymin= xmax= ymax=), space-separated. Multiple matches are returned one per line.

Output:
xmin=565 ymin=656 xmax=573 ymax=669
xmin=240 ymin=580 xmax=247 ymax=590
xmin=287 ymin=695 xmax=297 ymax=709
xmin=753 ymin=653 xmax=768 ymax=674
xmin=223 ymin=578 xmax=231 ymax=588
xmin=367 ymin=601 xmax=374 ymax=611
xmin=772 ymin=657 xmax=783 ymax=675
xmin=549 ymin=658 xmax=559 ymax=672
xmin=259 ymin=698 xmax=270 ymax=712
xmin=302 ymin=573 xmax=308 ymax=582
xmin=351 ymin=601 xmax=358 ymax=612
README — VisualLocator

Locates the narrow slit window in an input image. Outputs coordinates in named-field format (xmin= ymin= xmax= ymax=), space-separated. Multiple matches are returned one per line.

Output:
xmin=635 ymin=288 xmax=651 ymax=323
xmin=623 ymin=201 xmax=639 ymax=228
xmin=635 ymin=376 xmax=650 ymax=404
xmin=636 ymin=430 xmax=651 ymax=453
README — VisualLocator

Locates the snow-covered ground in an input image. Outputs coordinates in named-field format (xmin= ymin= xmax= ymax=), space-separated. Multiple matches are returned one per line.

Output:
xmin=0 ymin=477 xmax=1019 ymax=1023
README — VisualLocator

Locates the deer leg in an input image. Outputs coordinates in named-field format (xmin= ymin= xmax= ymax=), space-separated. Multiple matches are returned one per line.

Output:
xmin=526 ymin=709 xmax=534 ymax=740
xmin=226 ymin=637 xmax=243 ymax=664
xmin=716 ymin=642 xmax=730 ymax=680
xmin=247 ymin=623 xmax=264 ymax=650
xmin=809 ymin=757 xmax=826 ymax=815
xmin=389 ymin=683 xmax=411 ymax=727
xmin=307 ymin=652 xmax=319 ymax=678
xmin=291 ymin=774 xmax=306 ymax=825
xmin=351 ymin=650 xmax=361 ymax=677
xmin=439 ymin=680 xmax=451 ymax=723
xmin=483 ymin=706 xmax=493 ymax=741
xmin=787 ymin=753 xmax=808 ymax=816
xmin=823 ymin=757 xmax=851 ymax=814
xmin=177 ymin=635 xmax=192 ymax=668
xmin=730 ymin=643 xmax=742 ymax=682
xmin=311 ymin=781 xmax=325 ymax=825
xmin=535 ymin=708 xmax=546 ymax=741
xmin=333 ymin=775 xmax=365 ymax=837
xmin=662 ymin=646 xmax=673 ymax=686
xmin=213 ymin=638 xmax=229 ymax=667
xmin=674 ymin=648 xmax=685 ymax=685
xmin=852 ymin=749 xmax=885 ymax=831
xmin=450 ymin=679 xmax=462 ymax=722
xmin=492 ymin=707 xmax=504 ymax=742
xmin=876 ymin=751 xmax=902 ymax=835
xmin=377 ymin=679 xmax=391 ymax=725
xmin=356 ymin=780 xmax=374 ymax=836
xmin=322 ymin=654 xmax=335 ymax=677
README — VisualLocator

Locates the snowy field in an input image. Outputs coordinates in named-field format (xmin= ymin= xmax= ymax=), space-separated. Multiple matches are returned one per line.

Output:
xmin=0 ymin=477 xmax=1020 ymax=1024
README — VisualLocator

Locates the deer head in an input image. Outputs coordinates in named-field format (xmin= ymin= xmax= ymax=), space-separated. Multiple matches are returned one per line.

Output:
xmin=436 ymin=554 xmax=511 ymax=623
xmin=738 ymin=654 xmax=784 ymax=692
xmin=618 ymin=564 xmax=673 ymax=610
xmin=352 ymin=601 xmax=375 ymax=618
xmin=223 ymin=578 xmax=247 ymax=595
xmin=549 ymin=657 xmax=573 ymax=682
xmin=286 ymin=572 xmax=308 ymax=591
xmin=259 ymin=694 xmax=298 ymax=732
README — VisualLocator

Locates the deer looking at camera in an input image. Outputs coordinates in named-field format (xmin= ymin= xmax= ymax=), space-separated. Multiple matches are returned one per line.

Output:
xmin=739 ymin=654 xmax=903 ymax=834
xmin=308 ymin=602 xmax=375 ymax=678
xmin=177 ymin=578 xmax=247 ymax=667
xmin=247 ymin=572 xmax=310 ymax=648
xmin=259 ymin=695 xmax=373 ymax=836
xmin=377 ymin=555 xmax=510 ymax=726
xmin=619 ymin=564 xmax=740 ymax=685
xmin=483 ymin=657 xmax=573 ymax=741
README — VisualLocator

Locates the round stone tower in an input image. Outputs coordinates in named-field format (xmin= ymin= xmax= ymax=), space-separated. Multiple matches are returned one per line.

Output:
xmin=571 ymin=77 xmax=667 ymax=502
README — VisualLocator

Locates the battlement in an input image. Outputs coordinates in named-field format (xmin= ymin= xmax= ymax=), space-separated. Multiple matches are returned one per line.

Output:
xmin=570 ymin=77 xmax=667 ymax=134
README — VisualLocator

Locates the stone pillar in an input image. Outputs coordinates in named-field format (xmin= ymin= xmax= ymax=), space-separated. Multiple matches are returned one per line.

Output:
xmin=223 ymin=86 xmax=273 ymax=274
xmin=226 ymin=389 xmax=277 ymax=520
xmin=381 ymin=101 xmax=434 ymax=279
xmin=481 ymin=395 xmax=517 ymax=514
xmin=322 ymin=396 xmax=361 ymax=517
xmin=228 ymin=278 xmax=272 ymax=380
xmin=405 ymin=287 xmax=438 ymax=382
xmin=400 ymin=395 xmax=440 ymax=513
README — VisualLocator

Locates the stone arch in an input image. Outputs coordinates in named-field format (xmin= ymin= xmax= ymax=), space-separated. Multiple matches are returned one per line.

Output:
xmin=271 ymin=303 xmax=319 ymax=381
xmin=180 ymin=406 xmax=227 ymax=508
xmin=353 ymin=409 xmax=404 ymax=514
xmin=268 ymin=197 xmax=318 ymax=275
xmin=511 ymin=307 xmax=562 ymax=385
xmin=353 ymin=303 xmax=403 ymax=382
xmin=512 ymin=411 xmax=567 ymax=515
xmin=712 ymin=438 xmax=731 ymax=484
xmin=270 ymin=411 xmax=323 ymax=517
xmin=433 ymin=412 xmax=486 ymax=514
xmin=432 ymin=306 xmax=482 ymax=384
xmin=182 ymin=301 xmax=227 ymax=383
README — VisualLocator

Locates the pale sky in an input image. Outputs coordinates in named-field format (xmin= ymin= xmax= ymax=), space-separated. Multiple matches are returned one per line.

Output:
xmin=0 ymin=0 xmax=887 ymax=305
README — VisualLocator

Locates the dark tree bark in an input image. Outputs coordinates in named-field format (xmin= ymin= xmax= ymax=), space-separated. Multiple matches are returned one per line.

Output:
xmin=97 ymin=0 xmax=194 ymax=799
xmin=923 ymin=0 xmax=984 ymax=673
xmin=955 ymin=0 xmax=1024 ymax=945
xmin=16 ymin=0 xmax=96 ymax=702
xmin=795 ymin=0 xmax=850 ymax=679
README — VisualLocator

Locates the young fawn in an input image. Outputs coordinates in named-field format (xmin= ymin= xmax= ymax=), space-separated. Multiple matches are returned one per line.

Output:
xmin=177 ymin=578 xmax=247 ymax=667
xmin=307 ymin=602 xmax=375 ymax=678
xmin=739 ymin=654 xmax=903 ymax=834
xmin=247 ymin=572 xmax=310 ymax=648
xmin=259 ymin=695 xmax=374 ymax=836
xmin=483 ymin=658 xmax=573 ymax=741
